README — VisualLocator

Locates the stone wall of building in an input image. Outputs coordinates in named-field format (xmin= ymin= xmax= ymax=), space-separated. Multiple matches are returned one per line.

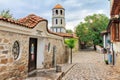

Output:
xmin=43 ymin=38 xmax=66 ymax=68
xmin=0 ymin=30 xmax=29 ymax=80
xmin=113 ymin=42 xmax=120 ymax=73
xmin=115 ymin=54 xmax=120 ymax=72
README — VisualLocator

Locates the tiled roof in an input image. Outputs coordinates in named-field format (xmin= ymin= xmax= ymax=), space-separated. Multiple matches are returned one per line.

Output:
xmin=58 ymin=33 xmax=74 ymax=38
xmin=0 ymin=14 xmax=47 ymax=28
xmin=48 ymin=30 xmax=77 ymax=38
xmin=18 ymin=14 xmax=47 ymax=28
xmin=53 ymin=4 xmax=64 ymax=9
xmin=0 ymin=16 xmax=28 ymax=27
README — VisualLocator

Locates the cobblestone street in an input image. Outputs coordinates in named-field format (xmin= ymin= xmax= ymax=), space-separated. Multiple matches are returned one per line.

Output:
xmin=62 ymin=51 xmax=120 ymax=80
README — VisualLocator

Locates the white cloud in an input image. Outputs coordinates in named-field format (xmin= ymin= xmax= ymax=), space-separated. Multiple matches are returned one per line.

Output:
xmin=65 ymin=9 xmax=109 ymax=31
xmin=63 ymin=0 xmax=83 ymax=7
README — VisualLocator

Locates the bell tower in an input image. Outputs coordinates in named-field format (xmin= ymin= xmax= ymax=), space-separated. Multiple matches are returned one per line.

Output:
xmin=51 ymin=4 xmax=66 ymax=33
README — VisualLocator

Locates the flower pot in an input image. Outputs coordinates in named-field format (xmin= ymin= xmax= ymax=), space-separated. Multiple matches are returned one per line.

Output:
xmin=105 ymin=60 xmax=108 ymax=65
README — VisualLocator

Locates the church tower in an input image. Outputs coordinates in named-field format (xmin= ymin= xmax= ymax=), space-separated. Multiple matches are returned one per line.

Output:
xmin=51 ymin=4 xmax=66 ymax=33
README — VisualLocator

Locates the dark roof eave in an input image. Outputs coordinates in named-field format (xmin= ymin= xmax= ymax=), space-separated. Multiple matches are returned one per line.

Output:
xmin=107 ymin=17 xmax=120 ymax=31
xmin=107 ymin=19 xmax=112 ymax=31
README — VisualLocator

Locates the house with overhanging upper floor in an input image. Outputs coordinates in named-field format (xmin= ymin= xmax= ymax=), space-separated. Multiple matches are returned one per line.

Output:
xmin=103 ymin=0 xmax=120 ymax=68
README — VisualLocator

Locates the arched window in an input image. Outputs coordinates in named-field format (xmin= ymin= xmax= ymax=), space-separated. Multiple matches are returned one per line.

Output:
xmin=60 ymin=10 xmax=62 ymax=15
xmin=61 ymin=19 xmax=62 ymax=24
xmin=56 ymin=19 xmax=58 ymax=24
xmin=56 ymin=10 xmax=58 ymax=15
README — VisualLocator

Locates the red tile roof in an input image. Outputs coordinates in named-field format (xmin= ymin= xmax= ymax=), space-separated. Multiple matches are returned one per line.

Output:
xmin=0 ymin=14 xmax=47 ymax=28
xmin=0 ymin=16 xmax=28 ymax=27
xmin=18 ymin=14 xmax=47 ymax=28
xmin=48 ymin=30 xmax=77 ymax=38
xmin=53 ymin=4 xmax=64 ymax=9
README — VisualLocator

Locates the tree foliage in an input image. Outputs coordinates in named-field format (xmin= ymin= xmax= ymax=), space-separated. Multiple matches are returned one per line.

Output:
xmin=66 ymin=29 xmax=73 ymax=33
xmin=0 ymin=10 xmax=13 ymax=19
xmin=65 ymin=38 xmax=76 ymax=49
xmin=76 ymin=14 xmax=109 ymax=49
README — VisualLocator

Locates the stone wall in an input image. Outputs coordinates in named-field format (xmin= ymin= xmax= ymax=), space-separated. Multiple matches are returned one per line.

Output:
xmin=113 ymin=42 xmax=120 ymax=73
xmin=115 ymin=53 xmax=120 ymax=72
xmin=43 ymin=38 xmax=66 ymax=68
xmin=0 ymin=30 xmax=29 ymax=80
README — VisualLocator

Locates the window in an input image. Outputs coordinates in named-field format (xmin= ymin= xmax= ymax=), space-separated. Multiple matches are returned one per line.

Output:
xmin=61 ymin=19 xmax=62 ymax=24
xmin=115 ymin=23 xmax=119 ymax=40
xmin=60 ymin=10 xmax=62 ymax=15
xmin=12 ymin=41 xmax=20 ymax=60
xmin=56 ymin=19 xmax=58 ymax=24
xmin=56 ymin=10 xmax=58 ymax=15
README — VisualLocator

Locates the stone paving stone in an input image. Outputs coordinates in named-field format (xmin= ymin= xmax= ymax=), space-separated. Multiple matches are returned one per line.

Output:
xmin=62 ymin=51 xmax=120 ymax=80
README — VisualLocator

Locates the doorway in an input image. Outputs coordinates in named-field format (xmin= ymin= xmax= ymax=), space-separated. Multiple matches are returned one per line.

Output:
xmin=28 ymin=38 xmax=37 ymax=72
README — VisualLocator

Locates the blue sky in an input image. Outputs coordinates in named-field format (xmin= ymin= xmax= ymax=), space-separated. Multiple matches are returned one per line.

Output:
xmin=0 ymin=0 xmax=110 ymax=30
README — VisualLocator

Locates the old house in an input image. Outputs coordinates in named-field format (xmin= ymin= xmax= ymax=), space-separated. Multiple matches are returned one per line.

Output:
xmin=106 ymin=0 xmax=120 ymax=67
xmin=0 ymin=14 xmax=68 ymax=79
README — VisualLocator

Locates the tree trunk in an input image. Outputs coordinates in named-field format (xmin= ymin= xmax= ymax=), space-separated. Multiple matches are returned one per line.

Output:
xmin=94 ymin=45 xmax=96 ymax=50
xmin=70 ymin=48 xmax=72 ymax=64
xmin=81 ymin=43 xmax=86 ymax=49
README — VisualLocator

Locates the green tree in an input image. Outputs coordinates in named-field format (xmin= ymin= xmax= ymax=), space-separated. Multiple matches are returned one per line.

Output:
xmin=0 ymin=10 xmax=13 ymax=19
xmin=66 ymin=29 xmax=73 ymax=33
xmin=65 ymin=38 xmax=75 ymax=64
xmin=76 ymin=14 xmax=109 ymax=50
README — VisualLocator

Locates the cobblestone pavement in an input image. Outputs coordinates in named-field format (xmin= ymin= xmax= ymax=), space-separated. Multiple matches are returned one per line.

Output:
xmin=62 ymin=51 xmax=120 ymax=80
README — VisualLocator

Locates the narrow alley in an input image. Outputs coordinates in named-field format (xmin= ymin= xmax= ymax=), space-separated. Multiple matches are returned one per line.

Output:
xmin=62 ymin=51 xmax=120 ymax=80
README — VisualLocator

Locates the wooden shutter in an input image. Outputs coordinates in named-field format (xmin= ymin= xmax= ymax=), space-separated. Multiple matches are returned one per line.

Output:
xmin=111 ymin=23 xmax=115 ymax=42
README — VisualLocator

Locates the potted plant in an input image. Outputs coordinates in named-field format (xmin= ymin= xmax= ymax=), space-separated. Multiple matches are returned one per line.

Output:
xmin=104 ymin=60 xmax=108 ymax=64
